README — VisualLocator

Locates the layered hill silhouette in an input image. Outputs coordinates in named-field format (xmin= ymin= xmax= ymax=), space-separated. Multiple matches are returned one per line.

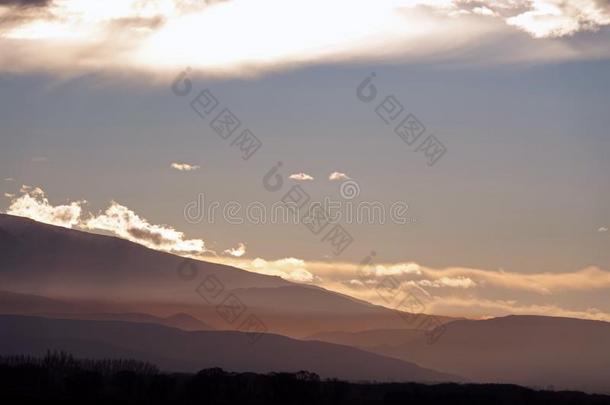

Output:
xmin=0 ymin=214 xmax=450 ymax=337
xmin=3 ymin=214 xmax=610 ymax=394
xmin=0 ymin=314 xmax=457 ymax=382
xmin=307 ymin=316 xmax=610 ymax=393
xmin=0 ymin=290 xmax=213 ymax=331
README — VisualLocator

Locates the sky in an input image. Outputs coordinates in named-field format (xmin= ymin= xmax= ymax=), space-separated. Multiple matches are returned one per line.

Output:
xmin=1 ymin=0 xmax=609 ymax=321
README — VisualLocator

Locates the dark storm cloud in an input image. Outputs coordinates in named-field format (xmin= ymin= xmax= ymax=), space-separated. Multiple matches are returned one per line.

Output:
xmin=0 ymin=0 xmax=51 ymax=7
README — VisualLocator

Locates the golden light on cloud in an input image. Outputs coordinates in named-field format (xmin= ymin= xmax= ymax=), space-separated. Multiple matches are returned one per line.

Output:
xmin=1 ymin=0 xmax=609 ymax=76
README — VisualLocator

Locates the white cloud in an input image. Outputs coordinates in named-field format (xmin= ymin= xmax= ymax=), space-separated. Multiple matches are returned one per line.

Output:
xmin=289 ymin=172 xmax=314 ymax=181
xmin=506 ymin=0 xmax=610 ymax=38
xmin=329 ymin=171 xmax=351 ymax=181
xmin=4 ymin=185 xmax=217 ymax=257
xmin=374 ymin=263 xmax=422 ymax=276
xmin=5 ymin=185 xmax=84 ymax=228
xmin=224 ymin=242 xmax=246 ymax=257
xmin=1 ymin=0 xmax=609 ymax=76
xmin=4 ymin=178 xmax=14 ymax=182
xmin=4 ymin=193 xmax=15 ymax=198
xmin=248 ymin=257 xmax=315 ymax=282
xmin=599 ymin=226 xmax=608 ymax=232
xmin=171 ymin=162 xmax=200 ymax=171
xmin=414 ymin=276 xmax=477 ymax=289
xmin=472 ymin=6 xmax=497 ymax=17
xmin=83 ymin=201 xmax=207 ymax=254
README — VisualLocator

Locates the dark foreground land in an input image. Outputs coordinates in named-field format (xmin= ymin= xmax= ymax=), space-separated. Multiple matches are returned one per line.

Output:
xmin=1 ymin=352 xmax=609 ymax=405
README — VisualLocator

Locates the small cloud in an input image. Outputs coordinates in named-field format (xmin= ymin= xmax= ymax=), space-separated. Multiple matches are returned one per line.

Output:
xmin=472 ymin=7 xmax=496 ymax=16
xmin=599 ymin=227 xmax=609 ymax=233
xmin=4 ymin=177 xmax=14 ymax=182
xmin=329 ymin=171 xmax=350 ymax=181
xmin=171 ymin=162 xmax=200 ymax=171
xmin=223 ymin=242 xmax=246 ymax=257
xmin=31 ymin=156 xmax=48 ymax=162
xmin=4 ymin=193 xmax=15 ymax=198
xmin=289 ymin=172 xmax=314 ymax=181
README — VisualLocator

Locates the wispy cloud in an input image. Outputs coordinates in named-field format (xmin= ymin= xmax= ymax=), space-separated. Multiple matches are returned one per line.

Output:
xmin=599 ymin=226 xmax=608 ymax=233
xmin=428 ymin=296 xmax=610 ymax=322
xmin=223 ymin=242 xmax=246 ymax=257
xmin=170 ymin=162 xmax=200 ymax=171
xmin=411 ymin=276 xmax=477 ymax=289
xmin=329 ymin=171 xmax=350 ymax=181
xmin=210 ymin=254 xmax=610 ymax=321
xmin=289 ymin=172 xmax=314 ymax=181
xmin=249 ymin=257 xmax=315 ymax=283
xmin=4 ymin=178 xmax=14 ymax=182
xmin=216 ymin=256 xmax=315 ymax=283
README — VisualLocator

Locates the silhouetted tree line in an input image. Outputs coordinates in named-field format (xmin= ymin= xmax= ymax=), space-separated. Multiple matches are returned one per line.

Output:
xmin=1 ymin=351 xmax=609 ymax=404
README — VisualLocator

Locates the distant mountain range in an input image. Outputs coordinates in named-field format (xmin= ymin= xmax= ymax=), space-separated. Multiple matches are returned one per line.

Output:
xmin=307 ymin=316 xmax=610 ymax=393
xmin=0 ymin=314 xmax=456 ymax=383
xmin=2 ymin=214 xmax=610 ymax=394
xmin=0 ymin=213 xmax=451 ymax=337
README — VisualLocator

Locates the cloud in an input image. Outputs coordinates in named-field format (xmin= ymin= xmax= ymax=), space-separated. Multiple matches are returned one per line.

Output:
xmin=428 ymin=296 xmax=610 ymax=322
xmin=289 ymin=172 xmax=314 ymax=181
xmin=329 ymin=171 xmax=350 ymax=181
xmin=599 ymin=226 xmax=608 ymax=232
xmin=213 ymin=255 xmax=610 ymax=321
xmin=83 ymin=201 xmax=208 ymax=254
xmin=412 ymin=276 xmax=477 ymax=289
xmin=4 ymin=177 xmax=14 ymax=182
xmin=247 ymin=257 xmax=315 ymax=283
xmin=4 ymin=184 xmax=610 ymax=323
xmin=223 ymin=242 xmax=246 ymax=257
xmin=170 ymin=162 xmax=200 ymax=171
xmin=472 ymin=6 xmax=496 ymax=17
xmin=5 ymin=185 xmax=84 ymax=228
xmin=506 ymin=0 xmax=610 ymax=38
xmin=4 ymin=192 xmax=15 ymax=198
xmin=3 ymin=185 xmax=223 ymax=258
xmin=2 ymin=0 xmax=610 ymax=77
xmin=373 ymin=263 xmax=422 ymax=276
